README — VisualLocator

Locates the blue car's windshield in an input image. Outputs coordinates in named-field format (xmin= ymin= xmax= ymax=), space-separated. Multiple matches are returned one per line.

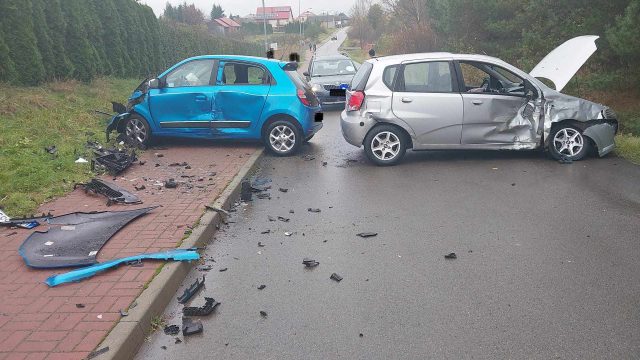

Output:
xmin=311 ymin=60 xmax=356 ymax=77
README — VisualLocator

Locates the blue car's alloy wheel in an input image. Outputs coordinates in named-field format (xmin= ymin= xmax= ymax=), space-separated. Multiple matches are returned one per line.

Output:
xmin=264 ymin=120 xmax=301 ymax=156
xmin=125 ymin=115 xmax=150 ymax=146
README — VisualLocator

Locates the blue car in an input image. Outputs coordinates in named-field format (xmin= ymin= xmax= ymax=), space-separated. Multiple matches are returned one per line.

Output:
xmin=107 ymin=55 xmax=323 ymax=156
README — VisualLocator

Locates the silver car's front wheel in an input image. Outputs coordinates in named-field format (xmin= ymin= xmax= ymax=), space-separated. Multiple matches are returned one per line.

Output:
xmin=549 ymin=125 xmax=591 ymax=161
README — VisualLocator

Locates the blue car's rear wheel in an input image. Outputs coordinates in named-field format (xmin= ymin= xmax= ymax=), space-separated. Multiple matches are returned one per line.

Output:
xmin=124 ymin=115 xmax=151 ymax=147
xmin=264 ymin=120 xmax=301 ymax=156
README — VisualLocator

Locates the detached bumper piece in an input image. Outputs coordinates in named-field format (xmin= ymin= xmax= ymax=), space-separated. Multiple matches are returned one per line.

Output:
xmin=92 ymin=148 xmax=137 ymax=175
xmin=44 ymin=249 xmax=200 ymax=287
xmin=75 ymin=178 xmax=142 ymax=206
xmin=183 ymin=297 xmax=220 ymax=316
xmin=20 ymin=206 xmax=158 ymax=268
xmin=177 ymin=276 xmax=206 ymax=304
xmin=314 ymin=112 xmax=324 ymax=122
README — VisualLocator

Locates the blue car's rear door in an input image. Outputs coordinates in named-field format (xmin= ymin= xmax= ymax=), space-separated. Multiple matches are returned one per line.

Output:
xmin=212 ymin=60 xmax=271 ymax=138
xmin=149 ymin=59 xmax=217 ymax=135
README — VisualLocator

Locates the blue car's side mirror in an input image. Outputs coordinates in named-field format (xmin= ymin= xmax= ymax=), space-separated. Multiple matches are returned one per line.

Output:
xmin=148 ymin=78 xmax=161 ymax=89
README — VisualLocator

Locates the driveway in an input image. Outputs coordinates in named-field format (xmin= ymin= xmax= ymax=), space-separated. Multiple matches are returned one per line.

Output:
xmin=136 ymin=103 xmax=640 ymax=359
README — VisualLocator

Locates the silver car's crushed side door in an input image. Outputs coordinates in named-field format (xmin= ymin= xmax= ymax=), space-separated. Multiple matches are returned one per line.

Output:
xmin=390 ymin=60 xmax=463 ymax=147
xmin=457 ymin=61 xmax=542 ymax=148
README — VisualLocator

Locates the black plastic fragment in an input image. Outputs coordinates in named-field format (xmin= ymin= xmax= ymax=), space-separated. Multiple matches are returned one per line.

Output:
xmin=444 ymin=252 xmax=457 ymax=259
xmin=307 ymin=208 xmax=321 ymax=213
xmin=260 ymin=310 xmax=268 ymax=317
xmin=330 ymin=273 xmax=343 ymax=282
xmin=92 ymin=149 xmax=136 ymax=175
xmin=182 ymin=317 xmax=203 ymax=336
xmin=219 ymin=267 xmax=228 ymax=272
xmin=45 ymin=145 xmax=57 ymax=154
xmin=76 ymin=303 xmax=85 ymax=308
xmin=197 ymin=265 xmax=213 ymax=272
xmin=279 ymin=188 xmax=288 ymax=193
xmin=302 ymin=258 xmax=319 ymax=268
xmin=183 ymin=297 xmax=220 ymax=316
xmin=258 ymin=242 xmax=265 ymax=247
xmin=356 ymin=232 xmax=377 ymax=238
xmin=87 ymin=346 xmax=110 ymax=359
xmin=74 ymin=178 xmax=142 ymax=206
xmin=257 ymin=284 xmax=266 ymax=290
xmin=241 ymin=180 xmax=252 ymax=201
xmin=164 ymin=325 xmax=180 ymax=335
xmin=177 ymin=276 xmax=205 ymax=304
xmin=256 ymin=193 xmax=271 ymax=199
xmin=165 ymin=179 xmax=177 ymax=189
xmin=267 ymin=215 xmax=276 ymax=222
xmin=277 ymin=216 xmax=289 ymax=222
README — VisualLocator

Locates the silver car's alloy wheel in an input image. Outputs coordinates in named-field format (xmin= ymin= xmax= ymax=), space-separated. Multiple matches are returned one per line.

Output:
xmin=553 ymin=128 xmax=584 ymax=157
xmin=269 ymin=125 xmax=295 ymax=153
xmin=126 ymin=118 xmax=147 ymax=144
xmin=371 ymin=131 xmax=400 ymax=161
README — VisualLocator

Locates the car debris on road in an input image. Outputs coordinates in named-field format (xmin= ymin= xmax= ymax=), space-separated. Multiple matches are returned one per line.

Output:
xmin=182 ymin=317 xmax=203 ymax=336
xmin=183 ymin=297 xmax=220 ymax=316
xmin=330 ymin=273 xmax=343 ymax=282
xmin=177 ymin=276 xmax=205 ymax=304
xmin=302 ymin=258 xmax=319 ymax=268
xmin=444 ymin=252 xmax=457 ymax=259
xmin=74 ymin=178 xmax=142 ymax=206
xmin=356 ymin=232 xmax=378 ymax=238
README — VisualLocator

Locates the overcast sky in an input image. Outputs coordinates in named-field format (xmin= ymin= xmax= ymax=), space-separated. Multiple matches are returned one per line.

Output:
xmin=140 ymin=0 xmax=353 ymax=18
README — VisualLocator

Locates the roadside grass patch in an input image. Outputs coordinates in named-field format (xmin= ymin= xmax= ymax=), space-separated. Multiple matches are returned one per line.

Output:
xmin=0 ymin=78 xmax=140 ymax=217
xmin=615 ymin=134 xmax=640 ymax=165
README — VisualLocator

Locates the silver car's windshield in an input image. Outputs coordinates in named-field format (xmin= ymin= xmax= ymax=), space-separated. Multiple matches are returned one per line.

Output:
xmin=311 ymin=60 xmax=356 ymax=77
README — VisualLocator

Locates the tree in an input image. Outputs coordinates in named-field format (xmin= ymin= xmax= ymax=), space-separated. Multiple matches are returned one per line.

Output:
xmin=607 ymin=0 xmax=640 ymax=66
xmin=45 ymin=0 xmax=74 ymax=79
xmin=62 ymin=0 xmax=96 ymax=81
xmin=31 ymin=0 xmax=55 ymax=79
xmin=1 ymin=0 xmax=45 ymax=85
xmin=211 ymin=4 xmax=225 ymax=19
xmin=0 ymin=26 xmax=17 ymax=83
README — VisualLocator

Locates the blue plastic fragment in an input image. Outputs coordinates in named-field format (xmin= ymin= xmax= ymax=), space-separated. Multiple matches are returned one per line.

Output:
xmin=45 ymin=249 xmax=200 ymax=287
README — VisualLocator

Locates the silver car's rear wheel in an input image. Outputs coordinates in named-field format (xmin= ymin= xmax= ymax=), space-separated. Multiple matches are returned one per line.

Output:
xmin=549 ymin=125 xmax=591 ymax=161
xmin=371 ymin=131 xmax=401 ymax=161
xmin=363 ymin=125 xmax=407 ymax=166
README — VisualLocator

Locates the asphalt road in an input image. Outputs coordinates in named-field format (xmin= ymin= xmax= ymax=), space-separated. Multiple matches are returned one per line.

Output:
xmin=136 ymin=29 xmax=640 ymax=359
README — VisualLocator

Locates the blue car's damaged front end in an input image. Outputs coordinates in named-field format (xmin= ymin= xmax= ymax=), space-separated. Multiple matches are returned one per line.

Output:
xmin=106 ymin=55 xmax=323 ymax=156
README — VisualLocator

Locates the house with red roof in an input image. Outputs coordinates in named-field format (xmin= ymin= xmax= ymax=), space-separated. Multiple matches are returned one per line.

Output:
xmin=253 ymin=6 xmax=294 ymax=31
xmin=209 ymin=17 xmax=241 ymax=35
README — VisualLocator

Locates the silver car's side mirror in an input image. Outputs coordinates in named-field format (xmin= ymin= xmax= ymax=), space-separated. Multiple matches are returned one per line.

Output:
xmin=148 ymin=78 xmax=160 ymax=89
xmin=303 ymin=71 xmax=310 ymax=77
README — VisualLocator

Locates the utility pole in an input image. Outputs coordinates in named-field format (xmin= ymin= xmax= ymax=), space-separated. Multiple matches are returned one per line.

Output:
xmin=298 ymin=0 xmax=301 ymax=37
xmin=262 ymin=0 xmax=268 ymax=52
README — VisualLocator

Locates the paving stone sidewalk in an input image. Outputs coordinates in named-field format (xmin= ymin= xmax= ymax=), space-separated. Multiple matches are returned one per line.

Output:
xmin=0 ymin=142 xmax=259 ymax=360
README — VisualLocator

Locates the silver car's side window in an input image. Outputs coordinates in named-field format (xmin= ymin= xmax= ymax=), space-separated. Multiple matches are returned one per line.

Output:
xmin=397 ymin=61 xmax=453 ymax=93
xmin=459 ymin=62 xmax=525 ymax=96
xmin=165 ymin=59 xmax=216 ymax=88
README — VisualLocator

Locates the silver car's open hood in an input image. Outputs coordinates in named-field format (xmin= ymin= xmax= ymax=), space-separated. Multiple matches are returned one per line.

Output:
xmin=530 ymin=35 xmax=599 ymax=92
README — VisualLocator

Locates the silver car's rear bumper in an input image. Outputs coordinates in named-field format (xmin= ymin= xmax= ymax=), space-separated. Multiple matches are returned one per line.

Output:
xmin=340 ymin=110 xmax=375 ymax=147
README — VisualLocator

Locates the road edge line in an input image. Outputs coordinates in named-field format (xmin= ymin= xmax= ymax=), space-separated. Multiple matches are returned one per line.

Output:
xmin=96 ymin=147 xmax=264 ymax=360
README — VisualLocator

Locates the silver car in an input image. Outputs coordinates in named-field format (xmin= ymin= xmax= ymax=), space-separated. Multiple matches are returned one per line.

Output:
xmin=340 ymin=36 xmax=618 ymax=165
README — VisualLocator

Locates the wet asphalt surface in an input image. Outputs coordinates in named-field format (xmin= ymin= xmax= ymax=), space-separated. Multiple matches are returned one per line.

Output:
xmin=136 ymin=29 xmax=640 ymax=359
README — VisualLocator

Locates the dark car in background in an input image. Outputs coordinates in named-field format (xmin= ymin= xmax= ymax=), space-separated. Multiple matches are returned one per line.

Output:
xmin=304 ymin=54 xmax=358 ymax=107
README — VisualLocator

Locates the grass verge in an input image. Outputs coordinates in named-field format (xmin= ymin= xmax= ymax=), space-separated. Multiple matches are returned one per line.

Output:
xmin=615 ymin=134 xmax=640 ymax=164
xmin=0 ymin=78 xmax=140 ymax=217
xmin=339 ymin=37 xmax=368 ymax=64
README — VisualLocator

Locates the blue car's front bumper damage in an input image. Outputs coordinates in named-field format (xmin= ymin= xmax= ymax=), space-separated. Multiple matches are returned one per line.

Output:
xmin=106 ymin=113 xmax=129 ymax=142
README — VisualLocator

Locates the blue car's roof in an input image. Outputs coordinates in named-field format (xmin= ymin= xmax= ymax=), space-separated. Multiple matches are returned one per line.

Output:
xmin=183 ymin=55 xmax=288 ymax=67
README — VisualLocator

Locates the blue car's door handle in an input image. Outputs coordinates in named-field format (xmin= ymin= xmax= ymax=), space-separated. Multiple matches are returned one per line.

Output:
xmin=195 ymin=95 xmax=208 ymax=101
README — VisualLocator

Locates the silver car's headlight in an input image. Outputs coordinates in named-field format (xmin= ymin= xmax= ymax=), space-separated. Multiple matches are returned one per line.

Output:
xmin=311 ymin=84 xmax=321 ymax=93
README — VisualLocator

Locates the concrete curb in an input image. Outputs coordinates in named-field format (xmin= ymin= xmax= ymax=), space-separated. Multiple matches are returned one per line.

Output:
xmin=97 ymin=148 xmax=264 ymax=360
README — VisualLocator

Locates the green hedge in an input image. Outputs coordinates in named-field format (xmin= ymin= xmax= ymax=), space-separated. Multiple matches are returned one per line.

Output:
xmin=0 ymin=0 xmax=262 ymax=85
